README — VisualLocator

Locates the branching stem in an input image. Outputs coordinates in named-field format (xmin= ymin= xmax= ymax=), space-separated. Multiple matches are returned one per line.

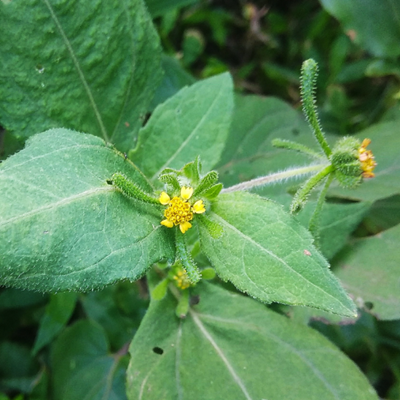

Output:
xmin=290 ymin=164 xmax=334 ymax=214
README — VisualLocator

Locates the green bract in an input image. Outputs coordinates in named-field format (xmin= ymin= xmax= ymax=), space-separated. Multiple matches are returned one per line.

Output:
xmin=331 ymin=136 xmax=362 ymax=188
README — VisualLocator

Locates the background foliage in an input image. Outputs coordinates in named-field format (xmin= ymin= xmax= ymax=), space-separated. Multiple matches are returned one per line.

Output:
xmin=1 ymin=0 xmax=400 ymax=399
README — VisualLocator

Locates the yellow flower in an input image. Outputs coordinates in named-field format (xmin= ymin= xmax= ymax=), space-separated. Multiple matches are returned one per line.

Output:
xmin=181 ymin=186 xmax=194 ymax=200
xmin=159 ymin=187 xmax=206 ymax=233
xmin=358 ymin=138 xmax=377 ymax=178
xmin=173 ymin=267 xmax=191 ymax=290
xmin=192 ymin=200 xmax=206 ymax=214
xmin=159 ymin=191 xmax=171 ymax=205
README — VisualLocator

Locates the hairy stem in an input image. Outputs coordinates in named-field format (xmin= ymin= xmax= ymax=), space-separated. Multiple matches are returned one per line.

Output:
xmin=301 ymin=59 xmax=332 ymax=157
xmin=221 ymin=163 xmax=329 ymax=193
xmin=308 ymin=172 xmax=335 ymax=246
xmin=290 ymin=164 xmax=334 ymax=214
xmin=175 ymin=230 xmax=201 ymax=284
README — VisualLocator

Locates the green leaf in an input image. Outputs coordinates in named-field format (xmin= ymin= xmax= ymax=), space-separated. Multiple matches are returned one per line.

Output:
xmin=362 ymin=194 xmax=400 ymax=234
xmin=320 ymin=0 xmax=400 ymax=58
xmin=127 ymin=282 xmax=378 ymax=400
xmin=0 ymin=0 xmax=162 ymax=151
xmin=51 ymin=320 xmax=128 ymax=400
xmin=334 ymin=223 xmax=400 ymax=320
xmin=81 ymin=283 xmax=148 ymax=350
xmin=0 ymin=131 xmax=25 ymax=162
xmin=149 ymin=55 xmax=196 ymax=111
xmin=198 ymin=192 xmax=357 ymax=317
xmin=0 ymin=129 xmax=175 ymax=292
xmin=0 ymin=342 xmax=38 ymax=381
xmin=145 ymin=0 xmax=199 ymax=18
xmin=132 ymin=73 xmax=234 ymax=182
xmin=217 ymin=94 xmax=313 ymax=189
xmin=308 ymin=201 xmax=370 ymax=259
xmin=0 ymin=289 xmax=46 ymax=310
xmin=329 ymin=121 xmax=400 ymax=202
xmin=32 ymin=292 xmax=77 ymax=355
xmin=273 ymin=194 xmax=371 ymax=260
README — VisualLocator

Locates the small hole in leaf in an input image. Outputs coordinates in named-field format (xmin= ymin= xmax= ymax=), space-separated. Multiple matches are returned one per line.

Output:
xmin=153 ymin=347 xmax=164 ymax=355
xmin=106 ymin=179 xmax=113 ymax=185
xmin=364 ymin=301 xmax=374 ymax=310
xmin=36 ymin=64 xmax=45 ymax=73
xmin=190 ymin=295 xmax=200 ymax=306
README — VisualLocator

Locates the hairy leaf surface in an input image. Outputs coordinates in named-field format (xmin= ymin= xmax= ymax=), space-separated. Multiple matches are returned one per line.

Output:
xmin=0 ymin=0 xmax=161 ymax=151
xmin=198 ymin=192 xmax=357 ymax=317
xmin=0 ymin=129 xmax=174 ymax=292
xmin=132 ymin=73 xmax=233 ymax=182
xmin=127 ymin=282 xmax=377 ymax=400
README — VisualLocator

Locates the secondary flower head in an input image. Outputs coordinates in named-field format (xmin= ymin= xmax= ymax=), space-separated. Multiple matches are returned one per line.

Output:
xmin=358 ymin=138 xmax=377 ymax=178
xmin=159 ymin=186 xmax=206 ymax=234
xmin=172 ymin=265 xmax=191 ymax=290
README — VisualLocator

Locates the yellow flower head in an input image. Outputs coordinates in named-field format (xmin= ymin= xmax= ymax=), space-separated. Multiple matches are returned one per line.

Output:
xmin=172 ymin=267 xmax=191 ymax=290
xmin=159 ymin=187 xmax=206 ymax=233
xmin=358 ymin=138 xmax=377 ymax=178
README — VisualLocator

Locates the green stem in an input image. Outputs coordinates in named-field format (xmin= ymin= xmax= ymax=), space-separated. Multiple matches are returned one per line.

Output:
xmin=175 ymin=230 xmax=201 ymax=284
xmin=272 ymin=139 xmax=325 ymax=160
xmin=222 ymin=163 xmax=329 ymax=194
xmin=290 ymin=164 xmax=334 ymax=214
xmin=111 ymin=173 xmax=160 ymax=205
xmin=301 ymin=59 xmax=332 ymax=157
xmin=308 ymin=172 xmax=334 ymax=246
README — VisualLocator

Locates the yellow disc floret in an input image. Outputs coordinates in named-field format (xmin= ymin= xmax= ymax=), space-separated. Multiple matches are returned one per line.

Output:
xmin=159 ymin=186 xmax=206 ymax=233
xmin=164 ymin=196 xmax=193 ymax=225
xmin=359 ymin=138 xmax=377 ymax=178
xmin=173 ymin=267 xmax=191 ymax=290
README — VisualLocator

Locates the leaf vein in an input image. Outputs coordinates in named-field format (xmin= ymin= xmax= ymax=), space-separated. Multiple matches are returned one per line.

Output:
xmin=150 ymin=81 xmax=225 ymax=181
xmin=196 ymin=313 xmax=341 ymax=399
xmin=41 ymin=0 xmax=109 ymax=142
xmin=190 ymin=310 xmax=253 ymax=400
xmin=211 ymin=212 xmax=349 ymax=311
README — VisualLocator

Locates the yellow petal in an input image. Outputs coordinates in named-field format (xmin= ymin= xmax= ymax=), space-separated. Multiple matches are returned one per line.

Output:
xmin=362 ymin=171 xmax=375 ymax=179
xmin=179 ymin=221 xmax=192 ymax=234
xmin=161 ymin=219 xmax=174 ymax=228
xmin=361 ymin=138 xmax=371 ymax=148
xmin=192 ymin=200 xmax=206 ymax=214
xmin=180 ymin=186 xmax=193 ymax=200
xmin=159 ymin=191 xmax=171 ymax=205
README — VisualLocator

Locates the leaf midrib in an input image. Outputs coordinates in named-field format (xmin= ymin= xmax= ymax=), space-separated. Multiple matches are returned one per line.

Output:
xmin=196 ymin=312 xmax=341 ymax=400
xmin=41 ymin=0 xmax=109 ymax=142
xmin=190 ymin=309 xmax=253 ymax=400
xmin=211 ymin=207 xmax=354 ymax=316
xmin=150 ymin=79 xmax=225 ymax=181
xmin=0 ymin=186 xmax=113 ymax=227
